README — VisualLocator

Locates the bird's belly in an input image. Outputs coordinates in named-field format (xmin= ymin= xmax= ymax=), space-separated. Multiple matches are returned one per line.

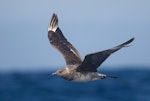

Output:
xmin=73 ymin=73 xmax=98 ymax=82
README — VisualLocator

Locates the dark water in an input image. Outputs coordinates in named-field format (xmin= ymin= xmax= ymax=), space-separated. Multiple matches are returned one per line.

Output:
xmin=0 ymin=68 xmax=150 ymax=101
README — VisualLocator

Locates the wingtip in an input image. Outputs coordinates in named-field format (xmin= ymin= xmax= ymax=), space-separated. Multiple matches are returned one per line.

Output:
xmin=122 ymin=37 xmax=135 ymax=47
xmin=130 ymin=37 xmax=135 ymax=42
xmin=48 ymin=13 xmax=58 ymax=32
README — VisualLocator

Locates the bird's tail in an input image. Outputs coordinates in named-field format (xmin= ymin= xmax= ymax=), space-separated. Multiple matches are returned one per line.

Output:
xmin=99 ymin=74 xmax=117 ymax=79
xmin=48 ymin=13 xmax=58 ymax=32
xmin=106 ymin=75 xmax=118 ymax=78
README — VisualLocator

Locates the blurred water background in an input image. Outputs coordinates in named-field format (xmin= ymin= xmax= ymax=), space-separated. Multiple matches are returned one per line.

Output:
xmin=0 ymin=66 xmax=150 ymax=101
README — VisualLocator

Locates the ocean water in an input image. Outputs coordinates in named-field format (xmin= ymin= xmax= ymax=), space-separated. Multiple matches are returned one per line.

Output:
xmin=0 ymin=67 xmax=150 ymax=101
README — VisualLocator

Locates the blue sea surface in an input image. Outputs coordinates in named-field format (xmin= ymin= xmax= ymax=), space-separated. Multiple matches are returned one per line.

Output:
xmin=0 ymin=67 xmax=150 ymax=101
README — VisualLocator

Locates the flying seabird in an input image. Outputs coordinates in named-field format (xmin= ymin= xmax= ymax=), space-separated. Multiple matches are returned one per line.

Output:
xmin=48 ymin=13 xmax=134 ymax=82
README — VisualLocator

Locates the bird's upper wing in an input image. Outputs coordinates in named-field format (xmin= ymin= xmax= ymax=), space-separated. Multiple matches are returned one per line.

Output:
xmin=77 ymin=38 xmax=134 ymax=72
xmin=48 ymin=13 xmax=82 ymax=65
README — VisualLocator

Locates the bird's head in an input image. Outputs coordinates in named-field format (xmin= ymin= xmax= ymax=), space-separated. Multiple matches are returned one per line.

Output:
xmin=52 ymin=69 xmax=66 ymax=76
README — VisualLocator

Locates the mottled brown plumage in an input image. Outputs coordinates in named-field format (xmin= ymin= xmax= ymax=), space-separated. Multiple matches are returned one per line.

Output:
xmin=48 ymin=13 xmax=134 ymax=82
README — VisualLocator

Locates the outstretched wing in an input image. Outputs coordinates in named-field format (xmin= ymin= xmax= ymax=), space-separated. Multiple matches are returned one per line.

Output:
xmin=77 ymin=38 xmax=134 ymax=72
xmin=48 ymin=13 xmax=82 ymax=65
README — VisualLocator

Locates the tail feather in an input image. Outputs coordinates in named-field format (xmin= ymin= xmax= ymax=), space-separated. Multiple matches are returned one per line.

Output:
xmin=106 ymin=75 xmax=118 ymax=78
xmin=100 ymin=74 xmax=117 ymax=79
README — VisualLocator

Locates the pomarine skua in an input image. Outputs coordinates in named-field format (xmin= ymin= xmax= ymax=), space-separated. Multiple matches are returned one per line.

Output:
xmin=48 ymin=13 xmax=134 ymax=82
